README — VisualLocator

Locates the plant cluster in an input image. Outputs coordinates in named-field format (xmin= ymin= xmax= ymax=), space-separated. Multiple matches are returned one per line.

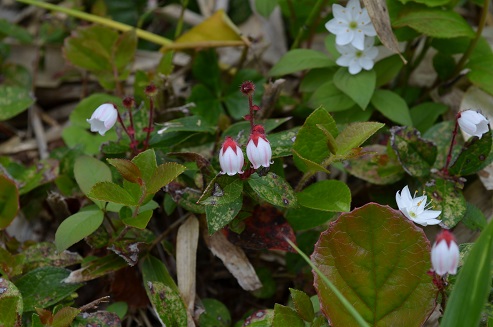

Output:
xmin=0 ymin=0 xmax=493 ymax=326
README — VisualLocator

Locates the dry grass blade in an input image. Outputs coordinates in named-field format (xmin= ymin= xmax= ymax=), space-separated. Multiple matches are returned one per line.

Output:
xmin=205 ymin=232 xmax=262 ymax=291
xmin=362 ymin=0 xmax=407 ymax=64
xmin=176 ymin=216 xmax=199 ymax=324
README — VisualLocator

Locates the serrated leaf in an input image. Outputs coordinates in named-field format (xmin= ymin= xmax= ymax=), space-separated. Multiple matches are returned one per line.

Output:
xmin=107 ymin=158 xmax=142 ymax=184
xmin=333 ymin=68 xmax=376 ymax=110
xmin=370 ymin=90 xmax=412 ymax=126
xmin=121 ymin=209 xmax=153 ymax=230
xmin=14 ymin=267 xmax=82 ymax=312
xmin=269 ymin=49 xmax=335 ymax=76
xmin=273 ymin=304 xmax=305 ymax=327
xmin=0 ymin=85 xmax=35 ymax=121
xmin=131 ymin=149 xmax=157 ymax=186
xmin=424 ymin=178 xmax=466 ymax=228
xmin=336 ymin=122 xmax=384 ymax=156
xmin=290 ymin=288 xmax=315 ymax=322
xmin=312 ymin=203 xmax=436 ymax=326
xmin=247 ymin=173 xmax=297 ymax=208
xmin=448 ymin=131 xmax=492 ymax=176
xmin=55 ymin=210 xmax=104 ymax=252
xmin=293 ymin=108 xmax=338 ymax=172
xmin=0 ymin=278 xmax=22 ymax=327
xmin=298 ymin=180 xmax=351 ymax=212
xmin=88 ymin=181 xmax=139 ymax=206
xmin=0 ymin=175 xmax=19 ymax=230
xmin=391 ymin=126 xmax=437 ymax=177
xmin=52 ymin=307 xmax=80 ymax=327
xmin=147 ymin=162 xmax=186 ymax=194
xmin=393 ymin=9 xmax=475 ymax=38
xmin=205 ymin=196 xmax=242 ymax=235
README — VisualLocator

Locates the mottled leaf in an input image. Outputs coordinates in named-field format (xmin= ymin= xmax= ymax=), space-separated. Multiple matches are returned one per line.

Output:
xmin=424 ymin=178 xmax=467 ymax=228
xmin=391 ymin=126 xmax=437 ymax=177
xmin=247 ymin=173 xmax=297 ymax=208
xmin=205 ymin=197 xmax=243 ymax=235
xmin=448 ymin=131 xmax=492 ymax=176
xmin=0 ymin=278 xmax=22 ymax=327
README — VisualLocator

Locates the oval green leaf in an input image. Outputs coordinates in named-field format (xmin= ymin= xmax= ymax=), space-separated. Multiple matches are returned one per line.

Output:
xmin=297 ymin=180 xmax=351 ymax=212
xmin=0 ymin=85 xmax=35 ymax=121
xmin=333 ymin=68 xmax=376 ymax=110
xmin=269 ymin=49 xmax=335 ymax=76
xmin=55 ymin=210 xmax=104 ymax=252
xmin=370 ymin=90 xmax=412 ymax=126
xmin=312 ymin=203 xmax=436 ymax=326
xmin=0 ymin=175 xmax=19 ymax=230
xmin=247 ymin=173 xmax=297 ymax=208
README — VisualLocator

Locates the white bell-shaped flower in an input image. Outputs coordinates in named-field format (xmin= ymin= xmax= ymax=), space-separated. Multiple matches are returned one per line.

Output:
xmin=219 ymin=136 xmax=244 ymax=176
xmin=87 ymin=103 xmax=118 ymax=136
xmin=457 ymin=110 xmax=489 ymax=139
xmin=246 ymin=125 xmax=272 ymax=169
xmin=431 ymin=230 xmax=460 ymax=276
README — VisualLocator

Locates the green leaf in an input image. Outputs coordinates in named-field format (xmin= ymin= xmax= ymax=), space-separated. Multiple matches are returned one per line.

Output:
xmin=344 ymin=144 xmax=405 ymax=185
xmin=55 ymin=210 xmax=104 ymax=252
xmin=370 ymin=90 xmax=412 ymax=126
xmin=88 ymin=181 xmax=139 ymax=206
xmin=333 ymin=68 xmax=376 ymax=110
xmin=62 ymin=126 xmax=117 ymax=155
xmin=293 ymin=107 xmax=337 ymax=172
xmin=52 ymin=307 xmax=80 ymax=327
xmin=0 ymin=278 xmax=22 ymax=327
xmin=335 ymin=122 xmax=385 ymax=157
xmin=269 ymin=128 xmax=300 ymax=158
xmin=309 ymin=81 xmax=355 ymax=112
xmin=121 ymin=209 xmax=153 ymax=229
xmin=423 ymin=121 xmax=460 ymax=169
xmin=0 ymin=18 xmax=32 ymax=43
xmin=107 ymin=158 xmax=142 ymax=184
xmin=23 ymin=242 xmax=82 ymax=272
xmin=449 ymin=131 xmax=493 ymax=176
xmin=397 ymin=0 xmax=452 ymax=6
xmin=273 ymin=304 xmax=305 ymax=327
xmin=312 ymin=203 xmax=436 ymax=326
xmin=113 ymin=29 xmax=137 ymax=72
xmin=14 ymin=267 xmax=82 ymax=312
xmin=62 ymin=254 xmax=127 ymax=284
xmin=374 ymin=55 xmax=404 ymax=87
xmin=290 ymin=288 xmax=315 ymax=322
xmin=147 ymin=162 xmax=187 ymax=194
xmin=467 ymin=40 xmax=493 ymax=96
xmin=141 ymin=255 xmax=180 ymax=294
xmin=200 ymin=176 xmax=243 ymax=205
xmin=188 ymin=85 xmax=223 ymax=124
xmin=247 ymin=173 xmax=297 ymax=208
xmin=298 ymin=180 xmax=351 ymax=212
xmin=156 ymin=115 xmax=216 ymax=134
xmin=192 ymin=49 xmax=221 ymax=92
xmin=393 ymin=9 xmax=475 ymax=39
xmin=0 ymin=85 xmax=35 ymax=121
xmin=106 ymin=302 xmax=128 ymax=320
xmin=269 ymin=49 xmax=335 ymax=76
xmin=441 ymin=218 xmax=493 ymax=326
xmin=72 ymin=311 xmax=121 ymax=327
xmin=205 ymin=196 xmax=242 ymax=235
xmin=199 ymin=298 xmax=231 ymax=327
xmin=131 ymin=149 xmax=157 ymax=185
xmin=424 ymin=178 xmax=466 ymax=228
xmin=286 ymin=207 xmax=336 ymax=231
xmin=410 ymin=102 xmax=448 ymax=133
xmin=390 ymin=126 xmax=437 ymax=177
xmin=462 ymin=202 xmax=487 ymax=231
xmin=146 ymin=281 xmax=188 ymax=326
xmin=74 ymin=155 xmax=112 ymax=195
xmin=255 ymin=0 xmax=278 ymax=18
xmin=0 ymin=175 xmax=19 ymax=230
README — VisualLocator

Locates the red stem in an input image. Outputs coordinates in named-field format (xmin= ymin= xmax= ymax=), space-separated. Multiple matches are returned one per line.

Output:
xmin=443 ymin=119 xmax=459 ymax=174
xmin=117 ymin=111 xmax=138 ymax=156
xmin=248 ymin=94 xmax=254 ymax=132
xmin=143 ymin=97 xmax=155 ymax=150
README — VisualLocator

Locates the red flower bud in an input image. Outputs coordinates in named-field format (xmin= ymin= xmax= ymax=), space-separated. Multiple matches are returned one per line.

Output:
xmin=240 ymin=81 xmax=255 ymax=96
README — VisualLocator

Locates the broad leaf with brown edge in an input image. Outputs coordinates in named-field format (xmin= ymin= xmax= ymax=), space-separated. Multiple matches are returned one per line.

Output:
xmin=224 ymin=205 xmax=296 ymax=252
xmin=312 ymin=203 xmax=436 ymax=327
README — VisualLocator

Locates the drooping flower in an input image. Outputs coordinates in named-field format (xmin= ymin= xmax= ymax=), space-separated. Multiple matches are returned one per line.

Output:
xmin=219 ymin=136 xmax=244 ymax=176
xmin=336 ymin=36 xmax=378 ymax=75
xmin=431 ymin=230 xmax=460 ymax=276
xmin=457 ymin=110 xmax=489 ymax=139
xmin=246 ymin=125 xmax=272 ymax=169
xmin=396 ymin=185 xmax=441 ymax=226
xmin=87 ymin=103 xmax=118 ymax=136
xmin=325 ymin=0 xmax=376 ymax=51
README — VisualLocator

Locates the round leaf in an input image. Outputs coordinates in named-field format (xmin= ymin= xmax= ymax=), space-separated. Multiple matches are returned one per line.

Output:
xmin=55 ymin=210 xmax=104 ymax=252
xmin=312 ymin=203 xmax=436 ymax=326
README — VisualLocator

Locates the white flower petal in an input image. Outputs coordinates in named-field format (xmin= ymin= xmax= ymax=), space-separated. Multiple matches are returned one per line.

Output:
xmin=335 ymin=30 xmax=354 ymax=46
xmin=348 ymin=60 xmax=362 ymax=74
xmin=351 ymin=32 xmax=365 ymax=50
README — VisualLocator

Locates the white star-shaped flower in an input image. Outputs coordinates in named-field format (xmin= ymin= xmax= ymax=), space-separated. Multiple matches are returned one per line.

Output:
xmin=336 ymin=37 xmax=378 ymax=75
xmin=396 ymin=185 xmax=441 ymax=226
xmin=325 ymin=0 xmax=377 ymax=51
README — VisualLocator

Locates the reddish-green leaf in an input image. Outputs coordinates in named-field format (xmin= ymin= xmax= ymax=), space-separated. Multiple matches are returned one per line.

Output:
xmin=52 ymin=307 xmax=80 ymax=327
xmin=107 ymin=158 xmax=142 ymax=184
xmin=0 ymin=175 xmax=19 ymax=230
xmin=335 ymin=122 xmax=384 ymax=157
xmin=312 ymin=203 xmax=436 ymax=326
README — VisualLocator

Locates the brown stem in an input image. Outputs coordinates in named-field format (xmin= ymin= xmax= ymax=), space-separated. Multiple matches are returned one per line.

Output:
xmin=442 ymin=118 xmax=459 ymax=174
